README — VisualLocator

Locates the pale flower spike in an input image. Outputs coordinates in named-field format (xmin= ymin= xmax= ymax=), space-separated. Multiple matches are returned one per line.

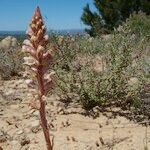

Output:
xmin=22 ymin=6 xmax=53 ymax=150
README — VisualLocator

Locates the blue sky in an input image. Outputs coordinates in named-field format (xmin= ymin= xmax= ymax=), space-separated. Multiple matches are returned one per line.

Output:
xmin=0 ymin=0 xmax=95 ymax=31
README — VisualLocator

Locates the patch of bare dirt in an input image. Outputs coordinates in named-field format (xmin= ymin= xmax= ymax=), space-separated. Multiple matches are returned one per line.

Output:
xmin=0 ymin=79 xmax=150 ymax=150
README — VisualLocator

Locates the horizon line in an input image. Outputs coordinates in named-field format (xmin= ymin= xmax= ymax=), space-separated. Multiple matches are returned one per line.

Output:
xmin=0 ymin=28 xmax=85 ymax=32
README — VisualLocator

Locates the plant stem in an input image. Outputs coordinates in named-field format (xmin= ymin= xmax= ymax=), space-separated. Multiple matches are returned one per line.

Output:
xmin=39 ymin=97 xmax=52 ymax=150
xmin=37 ymin=65 xmax=52 ymax=150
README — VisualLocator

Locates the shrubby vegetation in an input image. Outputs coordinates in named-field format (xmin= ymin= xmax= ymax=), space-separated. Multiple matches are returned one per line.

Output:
xmin=50 ymin=12 xmax=150 ymax=111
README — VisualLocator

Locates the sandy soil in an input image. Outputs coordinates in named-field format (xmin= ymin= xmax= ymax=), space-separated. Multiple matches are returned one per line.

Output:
xmin=0 ymin=79 xmax=150 ymax=150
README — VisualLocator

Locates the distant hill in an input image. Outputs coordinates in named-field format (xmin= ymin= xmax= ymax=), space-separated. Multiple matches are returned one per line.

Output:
xmin=53 ymin=29 xmax=85 ymax=35
xmin=0 ymin=29 xmax=85 ymax=40
xmin=0 ymin=31 xmax=26 ymax=39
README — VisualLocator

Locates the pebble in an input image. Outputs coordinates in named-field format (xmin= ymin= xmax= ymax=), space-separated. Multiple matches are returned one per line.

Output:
xmin=16 ymin=130 xmax=24 ymax=135
xmin=11 ymin=140 xmax=19 ymax=145
xmin=0 ymin=146 xmax=3 ymax=150
xmin=30 ymin=120 xmax=40 ymax=133
xmin=5 ymin=90 xmax=14 ymax=95
xmin=21 ymin=145 xmax=30 ymax=150
xmin=57 ymin=107 xmax=65 ymax=115
xmin=10 ymin=105 xmax=19 ymax=109
xmin=31 ymin=120 xmax=40 ymax=128
xmin=20 ymin=136 xmax=30 ymax=146
xmin=11 ymin=140 xmax=21 ymax=150
xmin=33 ymin=110 xmax=39 ymax=116
xmin=0 ymin=130 xmax=7 ymax=143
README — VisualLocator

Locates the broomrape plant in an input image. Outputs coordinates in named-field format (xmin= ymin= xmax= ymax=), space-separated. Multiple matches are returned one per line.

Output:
xmin=22 ymin=7 xmax=53 ymax=150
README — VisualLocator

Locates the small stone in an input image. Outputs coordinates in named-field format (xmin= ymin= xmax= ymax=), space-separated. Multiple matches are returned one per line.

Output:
xmin=17 ymin=130 xmax=24 ymax=135
xmin=33 ymin=111 xmax=39 ymax=116
xmin=60 ymin=121 xmax=65 ymax=128
xmin=57 ymin=107 xmax=64 ymax=114
xmin=5 ymin=90 xmax=14 ymax=96
xmin=6 ymin=119 xmax=13 ymax=125
xmin=49 ymin=101 xmax=54 ymax=106
xmin=66 ymin=136 xmax=70 ymax=141
xmin=20 ymin=136 xmax=30 ymax=146
xmin=28 ymin=109 xmax=36 ymax=114
xmin=95 ymin=141 xmax=100 ymax=147
xmin=99 ymin=137 xmax=104 ymax=145
xmin=71 ymin=136 xmax=77 ymax=142
xmin=11 ymin=140 xmax=19 ymax=145
xmin=98 ymin=123 xmax=103 ymax=128
xmin=118 ymin=120 xmax=121 ymax=124
xmin=11 ymin=140 xmax=21 ymax=150
xmin=27 ymin=93 xmax=33 ymax=98
xmin=0 ymin=146 xmax=3 ymax=150
xmin=20 ymin=145 xmax=30 ymax=150
xmin=66 ymin=119 xmax=71 ymax=127
xmin=31 ymin=120 xmax=40 ymax=128
xmin=93 ymin=106 xmax=99 ymax=113
xmin=0 ymin=130 xmax=7 ymax=143
xmin=105 ymin=120 xmax=109 ymax=125
xmin=49 ymin=123 xmax=55 ymax=128
xmin=30 ymin=120 xmax=40 ymax=133
xmin=10 ymin=105 xmax=19 ymax=109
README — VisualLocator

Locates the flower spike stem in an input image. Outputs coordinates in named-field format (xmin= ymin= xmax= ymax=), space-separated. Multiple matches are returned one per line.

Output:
xmin=38 ymin=65 xmax=52 ymax=150
xmin=22 ymin=6 xmax=53 ymax=150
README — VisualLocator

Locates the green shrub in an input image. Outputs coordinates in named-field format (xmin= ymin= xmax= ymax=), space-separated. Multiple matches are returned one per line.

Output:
xmin=51 ymin=13 xmax=149 ymax=111
xmin=116 ymin=12 xmax=150 ymax=37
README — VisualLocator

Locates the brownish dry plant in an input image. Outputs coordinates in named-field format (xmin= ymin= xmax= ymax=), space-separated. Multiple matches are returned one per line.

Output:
xmin=22 ymin=6 xmax=53 ymax=150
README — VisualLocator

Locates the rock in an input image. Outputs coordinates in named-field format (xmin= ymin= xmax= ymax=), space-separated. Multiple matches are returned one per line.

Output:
xmin=0 ymin=36 xmax=18 ymax=49
xmin=66 ymin=106 xmax=84 ymax=114
xmin=98 ymin=123 xmax=103 ymax=128
xmin=11 ymin=140 xmax=21 ymax=150
xmin=20 ymin=145 xmax=30 ymax=150
xmin=104 ymin=138 xmax=114 ymax=147
xmin=60 ymin=119 xmax=71 ymax=128
xmin=0 ymin=38 xmax=11 ymax=49
xmin=0 ymin=146 xmax=3 ymax=150
xmin=71 ymin=136 xmax=77 ymax=142
xmin=5 ymin=90 xmax=14 ymax=96
xmin=31 ymin=120 xmax=40 ymax=128
xmin=0 ymin=108 xmax=4 ymax=116
xmin=66 ymin=136 xmax=70 ymax=141
xmin=95 ymin=141 xmax=100 ymax=147
xmin=33 ymin=110 xmax=39 ymax=116
xmin=99 ymin=137 xmax=105 ymax=145
xmin=10 ymin=104 xmax=20 ymax=109
xmin=0 ymin=130 xmax=9 ymax=143
xmin=92 ymin=106 xmax=100 ymax=114
xmin=65 ymin=119 xmax=71 ymax=127
xmin=16 ymin=130 xmax=24 ymax=135
xmin=0 ymin=36 xmax=23 ymax=79
xmin=57 ymin=107 xmax=65 ymax=115
xmin=20 ymin=136 xmax=30 ymax=146
xmin=30 ymin=120 xmax=40 ymax=133
xmin=105 ymin=120 xmax=109 ymax=125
